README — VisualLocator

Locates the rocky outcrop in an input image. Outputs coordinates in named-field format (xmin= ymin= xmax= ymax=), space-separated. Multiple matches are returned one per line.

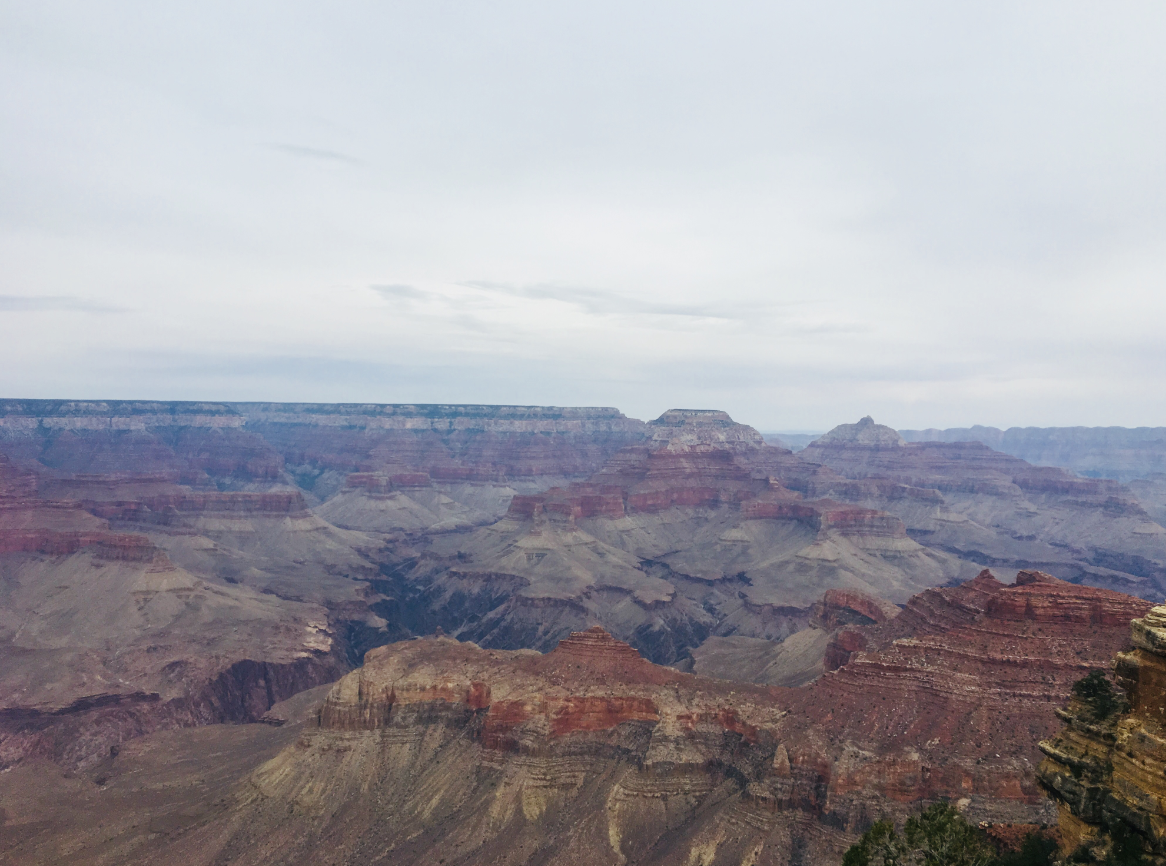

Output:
xmin=143 ymin=630 xmax=850 ymax=866
xmin=793 ymin=571 xmax=1150 ymax=826
xmin=1039 ymin=605 xmax=1166 ymax=862
xmin=813 ymin=415 xmax=905 ymax=448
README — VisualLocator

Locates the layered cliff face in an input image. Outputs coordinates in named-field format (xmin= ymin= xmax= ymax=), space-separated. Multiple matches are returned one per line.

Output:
xmin=110 ymin=629 xmax=847 ymax=866
xmin=0 ymin=400 xmax=651 ymax=529
xmin=802 ymin=418 xmax=1166 ymax=599
xmin=94 ymin=575 xmax=1152 ymax=866
xmin=782 ymin=570 xmax=1151 ymax=828
xmin=0 ymin=402 xmax=654 ymax=767
xmin=0 ymin=421 xmax=372 ymax=768
xmin=1039 ymin=605 xmax=1166 ymax=862
xmin=900 ymin=425 xmax=1166 ymax=483
xmin=388 ymin=410 xmax=970 ymax=666
xmin=4 ymin=400 xmax=1164 ymax=783
xmin=0 ymin=447 xmax=350 ymax=767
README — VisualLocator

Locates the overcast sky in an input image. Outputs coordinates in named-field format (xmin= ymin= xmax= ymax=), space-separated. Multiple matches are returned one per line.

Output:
xmin=3 ymin=2 xmax=1165 ymax=430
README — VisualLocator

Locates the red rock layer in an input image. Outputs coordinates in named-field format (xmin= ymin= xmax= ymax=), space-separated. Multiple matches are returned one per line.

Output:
xmin=308 ymin=578 xmax=1151 ymax=853
xmin=502 ymin=433 xmax=911 ymax=542
xmin=785 ymin=571 xmax=1152 ymax=812
xmin=318 ymin=627 xmax=782 ymax=765
xmin=0 ymin=530 xmax=157 ymax=560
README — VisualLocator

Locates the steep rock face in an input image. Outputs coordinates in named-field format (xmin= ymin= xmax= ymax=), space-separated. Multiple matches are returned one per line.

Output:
xmin=241 ymin=401 xmax=650 ymax=470
xmin=132 ymin=630 xmax=850 ymax=866
xmin=1039 ymin=605 xmax=1166 ymax=862
xmin=786 ymin=570 xmax=1150 ymax=828
xmin=0 ymin=401 xmax=652 ymax=530
xmin=0 ymin=654 xmax=344 ymax=769
xmin=801 ymin=418 xmax=1166 ymax=599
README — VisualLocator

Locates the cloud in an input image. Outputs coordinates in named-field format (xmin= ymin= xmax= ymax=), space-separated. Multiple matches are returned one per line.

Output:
xmin=460 ymin=281 xmax=748 ymax=320
xmin=264 ymin=143 xmax=364 ymax=165
xmin=371 ymin=284 xmax=427 ymax=301
xmin=0 ymin=295 xmax=127 ymax=313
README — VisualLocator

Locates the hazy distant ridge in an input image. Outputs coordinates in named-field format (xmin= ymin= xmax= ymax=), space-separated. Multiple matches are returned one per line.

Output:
xmin=899 ymin=426 xmax=1166 ymax=481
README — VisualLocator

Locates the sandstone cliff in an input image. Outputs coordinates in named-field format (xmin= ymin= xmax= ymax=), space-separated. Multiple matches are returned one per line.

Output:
xmin=119 ymin=573 xmax=1150 ymax=866
xmin=1039 ymin=605 xmax=1166 ymax=862
xmin=0 ymin=572 xmax=1152 ymax=865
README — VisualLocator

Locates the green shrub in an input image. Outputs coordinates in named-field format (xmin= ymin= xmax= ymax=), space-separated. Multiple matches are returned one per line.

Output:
xmin=1071 ymin=670 xmax=1126 ymax=721
xmin=843 ymin=804 xmax=998 ymax=866
xmin=996 ymin=832 xmax=1058 ymax=866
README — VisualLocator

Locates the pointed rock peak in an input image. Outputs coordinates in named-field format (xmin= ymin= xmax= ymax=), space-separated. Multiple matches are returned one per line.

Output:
xmin=648 ymin=409 xmax=764 ymax=450
xmin=812 ymin=416 xmax=905 ymax=448
xmin=552 ymin=627 xmax=644 ymax=663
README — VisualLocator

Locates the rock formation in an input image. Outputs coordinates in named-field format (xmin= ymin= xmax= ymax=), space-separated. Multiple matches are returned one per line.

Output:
xmin=784 ymin=570 xmax=1150 ymax=829
xmin=0 ymin=402 xmax=652 ymax=767
xmin=80 ymin=571 xmax=1146 ymax=866
xmin=1039 ymin=604 xmax=1166 ymax=862
xmin=3 ymin=400 xmax=1165 ymax=782
xmin=387 ymin=410 xmax=969 ymax=666
xmin=803 ymin=418 xmax=1166 ymax=599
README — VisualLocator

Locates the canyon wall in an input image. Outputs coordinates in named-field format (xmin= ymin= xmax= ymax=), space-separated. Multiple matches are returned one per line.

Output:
xmin=804 ymin=417 xmax=1166 ymax=599
xmin=1039 ymin=605 xmax=1166 ymax=862
xmin=126 ymin=571 xmax=1150 ymax=866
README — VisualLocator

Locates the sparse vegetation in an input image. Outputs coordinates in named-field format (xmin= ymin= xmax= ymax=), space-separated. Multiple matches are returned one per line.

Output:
xmin=843 ymin=805 xmax=1057 ymax=866
xmin=1072 ymin=670 xmax=1127 ymax=721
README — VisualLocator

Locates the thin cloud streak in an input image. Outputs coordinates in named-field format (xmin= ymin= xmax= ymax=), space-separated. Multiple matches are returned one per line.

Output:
xmin=0 ymin=295 xmax=127 ymax=313
xmin=264 ymin=143 xmax=365 ymax=165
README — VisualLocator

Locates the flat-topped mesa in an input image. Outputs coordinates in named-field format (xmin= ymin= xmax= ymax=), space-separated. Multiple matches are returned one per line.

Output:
xmin=0 ymin=400 xmax=638 ymax=426
xmin=809 ymin=415 xmax=905 ymax=448
xmin=0 ymin=402 xmax=654 ymax=483
xmin=648 ymin=408 xmax=766 ymax=451
xmin=550 ymin=626 xmax=646 ymax=667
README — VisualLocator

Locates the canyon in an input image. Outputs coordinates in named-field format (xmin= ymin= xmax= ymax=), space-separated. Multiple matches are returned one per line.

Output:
xmin=2 ymin=400 xmax=1166 ymax=863
xmin=0 ymin=569 xmax=1148 ymax=865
